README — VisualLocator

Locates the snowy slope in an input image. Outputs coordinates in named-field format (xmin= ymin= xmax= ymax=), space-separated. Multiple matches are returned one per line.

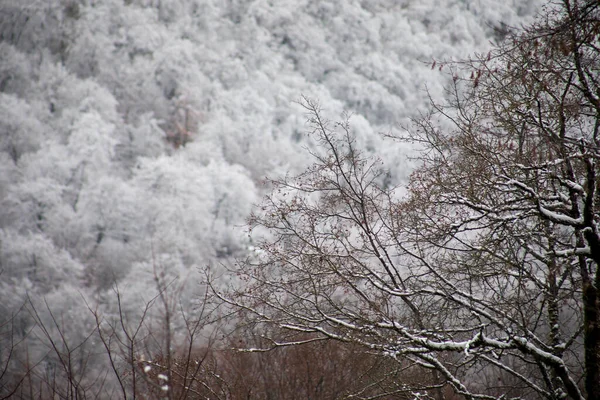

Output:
xmin=0 ymin=0 xmax=542 ymax=358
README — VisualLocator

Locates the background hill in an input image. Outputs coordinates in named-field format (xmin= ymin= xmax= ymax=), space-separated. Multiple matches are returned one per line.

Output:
xmin=0 ymin=0 xmax=543 ymax=396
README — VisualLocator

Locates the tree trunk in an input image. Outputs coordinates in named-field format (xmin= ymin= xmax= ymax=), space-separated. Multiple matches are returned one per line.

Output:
xmin=583 ymin=277 xmax=600 ymax=400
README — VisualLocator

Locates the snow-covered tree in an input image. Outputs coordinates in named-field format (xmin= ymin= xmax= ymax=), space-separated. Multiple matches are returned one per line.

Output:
xmin=218 ymin=1 xmax=599 ymax=398
xmin=0 ymin=0 xmax=545 ymax=397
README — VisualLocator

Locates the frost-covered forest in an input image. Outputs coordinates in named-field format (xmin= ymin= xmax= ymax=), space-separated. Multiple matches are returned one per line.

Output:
xmin=0 ymin=0 xmax=551 ymax=398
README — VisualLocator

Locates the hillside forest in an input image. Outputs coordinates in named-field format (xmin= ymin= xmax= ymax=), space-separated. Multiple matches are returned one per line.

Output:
xmin=6 ymin=0 xmax=600 ymax=399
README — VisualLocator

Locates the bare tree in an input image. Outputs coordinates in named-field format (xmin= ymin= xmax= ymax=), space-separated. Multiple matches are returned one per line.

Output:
xmin=215 ymin=1 xmax=600 ymax=399
xmin=214 ymin=323 xmax=428 ymax=400
xmin=0 ymin=269 xmax=224 ymax=399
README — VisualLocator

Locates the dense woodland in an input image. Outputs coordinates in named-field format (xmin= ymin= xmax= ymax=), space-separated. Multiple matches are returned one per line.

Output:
xmin=8 ymin=0 xmax=600 ymax=399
